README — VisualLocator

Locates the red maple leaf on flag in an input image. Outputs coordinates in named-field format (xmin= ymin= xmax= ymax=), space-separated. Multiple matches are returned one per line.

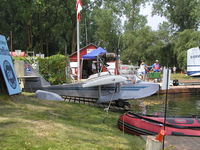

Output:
xmin=76 ymin=0 xmax=82 ymax=21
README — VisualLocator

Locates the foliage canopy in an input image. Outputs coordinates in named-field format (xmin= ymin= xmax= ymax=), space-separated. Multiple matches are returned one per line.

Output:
xmin=0 ymin=0 xmax=199 ymax=71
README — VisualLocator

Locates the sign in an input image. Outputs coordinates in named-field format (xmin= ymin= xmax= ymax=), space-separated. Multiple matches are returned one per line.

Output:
xmin=162 ymin=67 xmax=171 ymax=90
xmin=187 ymin=47 xmax=200 ymax=76
xmin=86 ymin=48 xmax=95 ymax=54
xmin=0 ymin=34 xmax=21 ymax=95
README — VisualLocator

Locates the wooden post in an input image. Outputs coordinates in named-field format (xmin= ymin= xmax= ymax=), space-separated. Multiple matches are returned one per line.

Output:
xmin=145 ymin=136 xmax=162 ymax=150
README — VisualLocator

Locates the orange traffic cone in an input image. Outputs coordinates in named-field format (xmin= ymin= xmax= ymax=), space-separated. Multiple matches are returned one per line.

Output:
xmin=155 ymin=129 xmax=166 ymax=142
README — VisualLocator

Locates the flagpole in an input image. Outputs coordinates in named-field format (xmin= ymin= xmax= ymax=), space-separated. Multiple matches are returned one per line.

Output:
xmin=76 ymin=0 xmax=82 ymax=81
xmin=77 ymin=20 xmax=80 ymax=81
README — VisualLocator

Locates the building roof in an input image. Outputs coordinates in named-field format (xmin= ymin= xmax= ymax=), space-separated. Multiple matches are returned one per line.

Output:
xmin=69 ymin=43 xmax=98 ymax=57
xmin=82 ymin=47 xmax=107 ymax=59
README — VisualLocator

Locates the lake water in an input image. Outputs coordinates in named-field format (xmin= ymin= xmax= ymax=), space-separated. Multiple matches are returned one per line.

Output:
xmin=129 ymin=93 xmax=200 ymax=116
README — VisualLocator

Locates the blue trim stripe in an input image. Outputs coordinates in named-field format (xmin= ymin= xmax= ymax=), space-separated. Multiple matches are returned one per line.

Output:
xmin=187 ymin=71 xmax=200 ymax=76
xmin=46 ymin=86 xmax=147 ymax=91
xmin=187 ymin=65 xmax=200 ymax=67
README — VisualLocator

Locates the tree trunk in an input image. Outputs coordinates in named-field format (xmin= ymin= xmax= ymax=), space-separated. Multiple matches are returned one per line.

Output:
xmin=71 ymin=27 xmax=77 ymax=54
xmin=46 ymin=37 xmax=49 ymax=57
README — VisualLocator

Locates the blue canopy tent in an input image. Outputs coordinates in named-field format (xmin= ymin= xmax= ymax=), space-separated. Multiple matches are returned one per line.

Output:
xmin=82 ymin=47 xmax=107 ymax=59
xmin=81 ymin=47 xmax=107 ymax=79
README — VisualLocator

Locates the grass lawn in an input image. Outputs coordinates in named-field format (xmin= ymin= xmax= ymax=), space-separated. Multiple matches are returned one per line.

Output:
xmin=170 ymin=73 xmax=200 ymax=81
xmin=149 ymin=72 xmax=200 ymax=82
xmin=0 ymin=93 xmax=145 ymax=150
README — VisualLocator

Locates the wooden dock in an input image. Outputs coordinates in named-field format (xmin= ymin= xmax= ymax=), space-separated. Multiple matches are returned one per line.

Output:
xmin=164 ymin=136 xmax=200 ymax=150
xmin=142 ymin=135 xmax=200 ymax=150
xmin=159 ymin=85 xmax=200 ymax=94
xmin=158 ymin=81 xmax=200 ymax=94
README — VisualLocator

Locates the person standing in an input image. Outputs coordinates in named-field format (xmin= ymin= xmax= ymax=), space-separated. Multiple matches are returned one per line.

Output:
xmin=173 ymin=66 xmax=176 ymax=74
xmin=152 ymin=60 xmax=160 ymax=72
xmin=138 ymin=61 xmax=148 ymax=80
xmin=151 ymin=60 xmax=161 ymax=82
xmin=92 ymin=61 xmax=97 ymax=74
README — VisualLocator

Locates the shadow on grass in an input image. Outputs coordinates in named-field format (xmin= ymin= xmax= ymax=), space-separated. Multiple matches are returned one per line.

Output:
xmin=0 ymin=121 xmax=18 ymax=128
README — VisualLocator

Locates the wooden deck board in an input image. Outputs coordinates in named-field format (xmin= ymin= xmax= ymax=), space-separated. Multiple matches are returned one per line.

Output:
xmin=142 ymin=135 xmax=200 ymax=150
xmin=158 ymin=85 xmax=200 ymax=94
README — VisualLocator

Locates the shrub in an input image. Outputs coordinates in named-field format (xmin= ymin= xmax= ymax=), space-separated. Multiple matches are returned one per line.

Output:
xmin=38 ymin=54 xmax=70 ymax=85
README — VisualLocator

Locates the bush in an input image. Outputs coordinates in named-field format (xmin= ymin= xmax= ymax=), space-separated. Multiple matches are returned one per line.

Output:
xmin=38 ymin=54 xmax=70 ymax=85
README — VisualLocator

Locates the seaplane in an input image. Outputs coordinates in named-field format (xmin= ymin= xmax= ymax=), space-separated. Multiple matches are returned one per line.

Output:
xmin=0 ymin=34 xmax=159 ymax=108
xmin=35 ymin=52 xmax=160 ymax=108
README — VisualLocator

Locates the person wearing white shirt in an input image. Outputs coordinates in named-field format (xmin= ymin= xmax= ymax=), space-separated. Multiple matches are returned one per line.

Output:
xmin=138 ymin=61 xmax=147 ymax=80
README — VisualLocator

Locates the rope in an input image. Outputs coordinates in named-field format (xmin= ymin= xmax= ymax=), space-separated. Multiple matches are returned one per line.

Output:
xmin=122 ymin=112 xmax=126 ymax=134
xmin=104 ymin=89 xmax=115 ymax=114
xmin=103 ymin=84 xmax=117 ymax=123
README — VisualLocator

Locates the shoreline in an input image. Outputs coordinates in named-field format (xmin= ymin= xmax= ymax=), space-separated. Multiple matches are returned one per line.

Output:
xmin=158 ymin=79 xmax=200 ymax=94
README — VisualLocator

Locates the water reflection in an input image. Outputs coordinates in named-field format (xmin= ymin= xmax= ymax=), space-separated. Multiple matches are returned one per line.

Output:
xmin=129 ymin=94 xmax=200 ymax=116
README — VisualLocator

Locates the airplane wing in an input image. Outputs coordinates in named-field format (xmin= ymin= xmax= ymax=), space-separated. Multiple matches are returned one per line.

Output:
xmin=82 ymin=75 xmax=127 ymax=88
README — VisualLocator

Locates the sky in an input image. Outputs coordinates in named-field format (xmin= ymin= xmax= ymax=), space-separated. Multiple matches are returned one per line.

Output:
xmin=140 ymin=3 xmax=168 ymax=30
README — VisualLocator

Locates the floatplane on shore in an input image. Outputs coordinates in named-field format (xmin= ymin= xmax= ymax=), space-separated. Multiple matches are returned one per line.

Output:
xmin=34 ymin=53 xmax=159 ymax=107
xmin=39 ymin=72 xmax=159 ymax=107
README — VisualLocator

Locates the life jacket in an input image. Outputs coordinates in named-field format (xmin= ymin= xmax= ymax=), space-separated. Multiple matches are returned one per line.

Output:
xmin=154 ymin=63 xmax=160 ymax=70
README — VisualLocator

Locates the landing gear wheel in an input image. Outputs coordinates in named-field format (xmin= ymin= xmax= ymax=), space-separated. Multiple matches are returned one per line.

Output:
xmin=115 ymin=100 xmax=130 ymax=109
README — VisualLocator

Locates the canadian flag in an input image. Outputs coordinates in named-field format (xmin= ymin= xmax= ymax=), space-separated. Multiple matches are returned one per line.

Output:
xmin=76 ymin=0 xmax=82 ymax=21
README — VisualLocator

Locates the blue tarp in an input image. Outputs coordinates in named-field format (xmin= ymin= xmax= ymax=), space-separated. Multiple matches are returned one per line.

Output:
xmin=82 ymin=47 xmax=107 ymax=59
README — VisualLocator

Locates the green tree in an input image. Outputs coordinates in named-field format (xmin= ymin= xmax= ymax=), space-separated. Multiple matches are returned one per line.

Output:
xmin=121 ymin=27 xmax=157 ymax=65
xmin=173 ymin=29 xmax=200 ymax=70
xmin=123 ymin=0 xmax=147 ymax=31
xmin=92 ymin=8 xmax=121 ymax=52
xmin=155 ymin=22 xmax=175 ymax=67
xmin=120 ymin=0 xmax=149 ymax=65
xmin=121 ymin=22 xmax=175 ymax=67
xmin=151 ymin=0 xmax=200 ymax=31
xmin=85 ymin=0 xmax=126 ymax=52
xmin=0 ymin=0 xmax=92 ymax=56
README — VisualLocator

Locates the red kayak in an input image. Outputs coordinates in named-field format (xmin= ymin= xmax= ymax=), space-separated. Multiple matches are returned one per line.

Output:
xmin=118 ymin=112 xmax=200 ymax=136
